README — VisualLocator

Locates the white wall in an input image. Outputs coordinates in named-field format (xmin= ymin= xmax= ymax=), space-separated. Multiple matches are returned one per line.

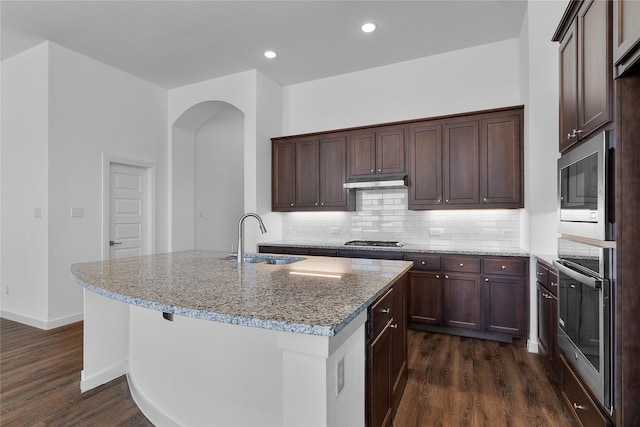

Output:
xmin=1 ymin=42 xmax=168 ymax=328
xmin=283 ymin=39 xmax=521 ymax=136
xmin=1 ymin=43 xmax=50 ymax=324
xmin=194 ymin=109 xmax=244 ymax=251
xmin=170 ymin=126 xmax=195 ymax=252
xmin=169 ymin=70 xmax=284 ymax=252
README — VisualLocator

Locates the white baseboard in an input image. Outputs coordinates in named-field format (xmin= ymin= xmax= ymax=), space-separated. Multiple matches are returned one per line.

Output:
xmin=127 ymin=371 xmax=180 ymax=426
xmin=527 ymin=338 xmax=539 ymax=353
xmin=0 ymin=310 xmax=83 ymax=330
xmin=80 ymin=362 xmax=128 ymax=393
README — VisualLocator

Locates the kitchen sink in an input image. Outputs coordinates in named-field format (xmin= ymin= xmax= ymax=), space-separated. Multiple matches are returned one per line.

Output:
xmin=230 ymin=254 xmax=306 ymax=265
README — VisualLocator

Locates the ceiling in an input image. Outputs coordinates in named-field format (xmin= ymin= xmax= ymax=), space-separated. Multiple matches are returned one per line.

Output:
xmin=1 ymin=1 xmax=528 ymax=89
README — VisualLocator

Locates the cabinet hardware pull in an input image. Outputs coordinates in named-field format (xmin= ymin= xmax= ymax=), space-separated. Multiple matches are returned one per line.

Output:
xmin=436 ymin=274 xmax=440 ymax=279
xmin=437 ymin=199 xmax=441 ymax=203
xmin=321 ymin=202 xmax=325 ymax=206
xmin=483 ymin=198 xmax=487 ymax=202
xmin=381 ymin=308 xmax=390 ymax=314
xmin=570 ymin=284 xmax=576 ymax=288
xmin=290 ymin=203 xmax=294 ymax=207
xmin=378 ymin=169 xmax=382 ymax=172
xmin=390 ymin=324 xmax=398 ymax=329
xmin=445 ymin=275 xmax=449 ymax=279
xmin=573 ymin=403 xmax=586 ymax=411
xmin=501 ymin=265 xmax=506 ymax=269
xmin=485 ymin=278 xmax=489 ymax=282
xmin=445 ymin=199 xmax=449 ymax=203
xmin=459 ymin=263 xmax=464 ymax=267
xmin=538 ymin=272 xmax=544 ymax=276
xmin=551 ymin=282 xmax=557 ymax=287
xmin=421 ymin=261 xmax=426 ymax=265
xmin=315 ymin=202 xmax=318 ymax=206
xmin=371 ymin=169 xmax=375 ymax=173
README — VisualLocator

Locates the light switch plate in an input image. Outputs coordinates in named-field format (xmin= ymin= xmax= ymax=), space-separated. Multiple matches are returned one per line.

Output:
xmin=70 ymin=207 xmax=83 ymax=218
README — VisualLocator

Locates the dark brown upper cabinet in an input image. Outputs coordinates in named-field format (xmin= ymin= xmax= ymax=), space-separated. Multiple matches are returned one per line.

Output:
xmin=613 ymin=0 xmax=640 ymax=76
xmin=347 ymin=125 xmax=407 ymax=180
xmin=480 ymin=111 xmax=523 ymax=207
xmin=408 ymin=106 xmax=523 ymax=210
xmin=271 ymin=133 xmax=354 ymax=212
xmin=554 ymin=0 xmax=612 ymax=152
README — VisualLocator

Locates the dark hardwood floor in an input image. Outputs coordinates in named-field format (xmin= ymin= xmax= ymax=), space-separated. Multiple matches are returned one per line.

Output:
xmin=394 ymin=329 xmax=572 ymax=427
xmin=2 ymin=318 xmax=570 ymax=426
xmin=0 ymin=318 xmax=152 ymax=426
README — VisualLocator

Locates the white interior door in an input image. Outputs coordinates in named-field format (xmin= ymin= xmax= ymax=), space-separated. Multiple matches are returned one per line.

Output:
xmin=109 ymin=163 xmax=148 ymax=259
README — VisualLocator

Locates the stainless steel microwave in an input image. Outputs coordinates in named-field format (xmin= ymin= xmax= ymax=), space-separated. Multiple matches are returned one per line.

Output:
xmin=558 ymin=131 xmax=615 ymax=241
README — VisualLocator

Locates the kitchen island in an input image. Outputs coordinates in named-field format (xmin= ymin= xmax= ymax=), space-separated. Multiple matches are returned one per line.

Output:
xmin=71 ymin=250 xmax=412 ymax=426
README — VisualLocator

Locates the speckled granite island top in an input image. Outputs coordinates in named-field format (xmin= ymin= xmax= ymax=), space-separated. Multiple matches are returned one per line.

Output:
xmin=71 ymin=250 xmax=412 ymax=337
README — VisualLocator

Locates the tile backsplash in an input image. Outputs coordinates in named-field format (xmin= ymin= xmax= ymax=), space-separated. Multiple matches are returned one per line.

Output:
xmin=281 ymin=189 xmax=522 ymax=249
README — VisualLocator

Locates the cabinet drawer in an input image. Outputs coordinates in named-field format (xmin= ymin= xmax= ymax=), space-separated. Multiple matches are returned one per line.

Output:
xmin=484 ymin=258 xmax=526 ymax=276
xmin=536 ymin=262 xmax=549 ymax=286
xmin=405 ymin=254 xmax=441 ymax=271
xmin=443 ymin=256 xmax=481 ymax=273
xmin=561 ymin=355 xmax=611 ymax=427
xmin=369 ymin=287 xmax=394 ymax=338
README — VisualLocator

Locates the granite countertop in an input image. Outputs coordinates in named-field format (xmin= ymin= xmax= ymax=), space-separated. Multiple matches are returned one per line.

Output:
xmin=259 ymin=241 xmax=530 ymax=258
xmin=71 ymin=250 xmax=412 ymax=337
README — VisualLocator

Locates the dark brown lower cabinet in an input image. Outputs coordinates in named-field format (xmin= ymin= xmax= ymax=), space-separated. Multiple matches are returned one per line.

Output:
xmin=483 ymin=275 xmax=526 ymax=336
xmin=560 ymin=354 xmax=612 ymax=427
xmin=408 ymin=271 xmax=442 ymax=325
xmin=443 ymin=273 xmax=482 ymax=330
xmin=367 ymin=275 xmax=408 ymax=427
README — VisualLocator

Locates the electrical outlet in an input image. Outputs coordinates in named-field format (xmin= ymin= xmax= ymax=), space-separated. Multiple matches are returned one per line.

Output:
xmin=430 ymin=228 xmax=444 ymax=236
xmin=5 ymin=285 xmax=9 ymax=295
xmin=330 ymin=227 xmax=340 ymax=235
xmin=337 ymin=357 xmax=345 ymax=395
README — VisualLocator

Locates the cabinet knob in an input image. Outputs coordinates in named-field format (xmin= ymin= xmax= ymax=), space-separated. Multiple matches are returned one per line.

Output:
xmin=551 ymin=281 xmax=557 ymax=287
xmin=538 ymin=272 xmax=544 ymax=276
xmin=459 ymin=263 xmax=464 ymax=267
xmin=437 ymin=199 xmax=441 ymax=203
xmin=573 ymin=403 xmax=586 ymax=411
xmin=371 ymin=169 xmax=375 ymax=173
xmin=445 ymin=275 xmax=449 ymax=279
xmin=501 ymin=265 xmax=506 ymax=270
xmin=390 ymin=324 xmax=398 ymax=329
xmin=377 ymin=168 xmax=382 ymax=172
xmin=321 ymin=202 xmax=325 ymax=206
xmin=290 ymin=203 xmax=294 ymax=207
xmin=483 ymin=198 xmax=487 ymax=202
xmin=436 ymin=274 xmax=440 ymax=279
xmin=381 ymin=308 xmax=391 ymax=314
xmin=445 ymin=199 xmax=449 ymax=203
xmin=485 ymin=278 xmax=489 ymax=282
xmin=421 ymin=261 xmax=426 ymax=265
xmin=315 ymin=202 xmax=318 ymax=206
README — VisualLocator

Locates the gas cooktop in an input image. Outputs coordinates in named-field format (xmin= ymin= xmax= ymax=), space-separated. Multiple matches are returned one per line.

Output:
xmin=343 ymin=240 xmax=405 ymax=247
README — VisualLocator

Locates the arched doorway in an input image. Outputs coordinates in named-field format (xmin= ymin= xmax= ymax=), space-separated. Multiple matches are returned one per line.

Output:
xmin=171 ymin=101 xmax=244 ymax=251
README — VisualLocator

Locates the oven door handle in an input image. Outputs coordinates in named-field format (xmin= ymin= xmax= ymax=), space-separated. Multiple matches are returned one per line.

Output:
xmin=553 ymin=260 xmax=602 ymax=289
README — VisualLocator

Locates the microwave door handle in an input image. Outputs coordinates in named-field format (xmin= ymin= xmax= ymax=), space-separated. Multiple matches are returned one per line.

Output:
xmin=553 ymin=260 xmax=602 ymax=289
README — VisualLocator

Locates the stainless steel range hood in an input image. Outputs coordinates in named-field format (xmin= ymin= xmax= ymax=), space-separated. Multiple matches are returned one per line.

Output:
xmin=343 ymin=175 xmax=408 ymax=190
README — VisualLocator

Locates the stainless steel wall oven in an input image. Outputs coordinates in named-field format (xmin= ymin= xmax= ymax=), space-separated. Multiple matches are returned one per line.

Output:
xmin=554 ymin=238 xmax=614 ymax=413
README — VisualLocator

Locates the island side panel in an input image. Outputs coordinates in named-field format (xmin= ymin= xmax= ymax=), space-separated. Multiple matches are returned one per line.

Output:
xmin=128 ymin=305 xmax=284 ymax=426
xmin=81 ymin=290 xmax=130 ymax=392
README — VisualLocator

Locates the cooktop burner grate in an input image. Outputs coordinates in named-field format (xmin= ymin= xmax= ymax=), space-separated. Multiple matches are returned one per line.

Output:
xmin=343 ymin=240 xmax=405 ymax=247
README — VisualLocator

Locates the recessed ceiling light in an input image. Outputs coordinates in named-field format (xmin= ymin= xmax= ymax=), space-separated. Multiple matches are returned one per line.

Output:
xmin=361 ymin=22 xmax=376 ymax=33
xmin=264 ymin=50 xmax=277 ymax=59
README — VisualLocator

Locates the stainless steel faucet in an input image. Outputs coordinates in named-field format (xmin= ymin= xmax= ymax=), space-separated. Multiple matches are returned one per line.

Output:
xmin=237 ymin=213 xmax=267 ymax=263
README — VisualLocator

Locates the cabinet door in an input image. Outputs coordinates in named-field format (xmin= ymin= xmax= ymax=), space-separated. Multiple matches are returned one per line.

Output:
xmin=367 ymin=322 xmax=393 ymax=427
xmin=559 ymin=21 xmax=579 ymax=152
xmin=480 ymin=113 xmax=523 ymax=207
xmin=443 ymin=273 xmax=482 ymax=330
xmin=408 ymin=271 xmax=442 ymax=325
xmin=376 ymin=126 xmax=406 ymax=176
xmin=295 ymin=138 xmax=320 ymax=208
xmin=576 ymin=0 xmax=612 ymax=140
xmin=443 ymin=121 xmax=479 ymax=205
xmin=613 ymin=0 xmax=640 ymax=75
xmin=409 ymin=123 xmax=442 ymax=208
xmin=390 ymin=277 xmax=408 ymax=416
xmin=347 ymin=130 xmax=377 ymax=178
xmin=319 ymin=134 xmax=349 ymax=208
xmin=537 ymin=281 xmax=558 ymax=358
xmin=272 ymin=140 xmax=296 ymax=210
xmin=483 ymin=276 xmax=525 ymax=337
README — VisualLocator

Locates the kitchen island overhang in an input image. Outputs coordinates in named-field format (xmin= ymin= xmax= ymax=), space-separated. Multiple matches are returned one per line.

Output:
xmin=71 ymin=250 xmax=412 ymax=426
